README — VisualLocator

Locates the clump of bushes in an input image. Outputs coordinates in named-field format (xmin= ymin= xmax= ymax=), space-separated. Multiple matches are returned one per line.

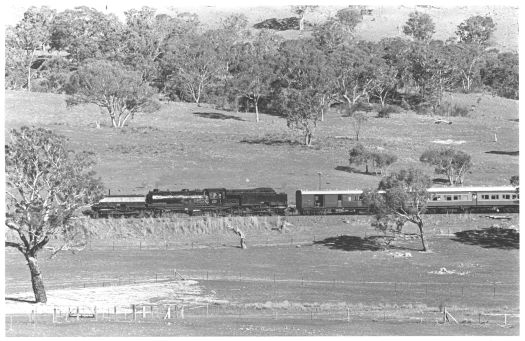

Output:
xmin=435 ymin=102 xmax=470 ymax=117
xmin=377 ymin=104 xmax=402 ymax=118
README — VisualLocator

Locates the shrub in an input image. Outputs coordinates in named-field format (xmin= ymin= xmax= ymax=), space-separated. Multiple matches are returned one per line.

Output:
xmin=435 ymin=102 xmax=470 ymax=117
xmin=415 ymin=102 xmax=433 ymax=115
xmin=377 ymin=104 xmax=402 ymax=118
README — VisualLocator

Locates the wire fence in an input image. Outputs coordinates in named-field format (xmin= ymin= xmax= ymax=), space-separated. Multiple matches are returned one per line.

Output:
xmin=7 ymin=269 xmax=520 ymax=306
xmin=5 ymin=302 xmax=520 ymax=330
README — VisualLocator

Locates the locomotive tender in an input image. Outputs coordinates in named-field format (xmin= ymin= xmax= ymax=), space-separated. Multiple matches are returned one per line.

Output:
xmin=87 ymin=185 xmax=518 ymax=218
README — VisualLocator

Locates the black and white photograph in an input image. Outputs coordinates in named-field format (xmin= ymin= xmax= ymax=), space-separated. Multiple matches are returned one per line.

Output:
xmin=3 ymin=0 xmax=520 ymax=336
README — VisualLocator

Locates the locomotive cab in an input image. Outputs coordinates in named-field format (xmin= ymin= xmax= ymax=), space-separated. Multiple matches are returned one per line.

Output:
xmin=204 ymin=188 xmax=226 ymax=205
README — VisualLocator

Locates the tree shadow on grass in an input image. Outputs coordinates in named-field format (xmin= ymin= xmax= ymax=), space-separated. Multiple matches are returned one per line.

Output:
xmin=314 ymin=235 xmax=381 ymax=251
xmin=240 ymin=136 xmax=302 ymax=146
xmin=314 ymin=235 xmax=419 ymax=252
xmin=451 ymin=228 xmax=519 ymax=249
xmin=193 ymin=112 xmax=245 ymax=121
xmin=6 ymin=297 xmax=36 ymax=303
xmin=485 ymin=150 xmax=519 ymax=156
xmin=335 ymin=165 xmax=378 ymax=176
xmin=432 ymin=178 xmax=450 ymax=185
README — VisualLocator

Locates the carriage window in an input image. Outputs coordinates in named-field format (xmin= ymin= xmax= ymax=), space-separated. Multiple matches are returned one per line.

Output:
xmin=512 ymin=194 xmax=517 ymax=199
xmin=347 ymin=196 xmax=352 ymax=201
xmin=491 ymin=194 xmax=499 ymax=200
xmin=432 ymin=195 xmax=441 ymax=201
xmin=453 ymin=195 xmax=460 ymax=200
xmin=481 ymin=195 xmax=490 ymax=200
xmin=503 ymin=194 xmax=511 ymax=200
xmin=445 ymin=195 xmax=452 ymax=201
xmin=338 ymin=195 xmax=342 ymax=201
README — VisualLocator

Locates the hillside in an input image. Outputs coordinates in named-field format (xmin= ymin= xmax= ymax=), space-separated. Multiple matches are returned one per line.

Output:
xmin=4 ymin=90 xmax=519 ymax=201
xmin=167 ymin=5 xmax=519 ymax=52
xmin=5 ymin=4 xmax=519 ymax=52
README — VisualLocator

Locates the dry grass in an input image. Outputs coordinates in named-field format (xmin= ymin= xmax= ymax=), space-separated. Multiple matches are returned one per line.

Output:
xmin=4 ymin=90 xmax=518 ymax=202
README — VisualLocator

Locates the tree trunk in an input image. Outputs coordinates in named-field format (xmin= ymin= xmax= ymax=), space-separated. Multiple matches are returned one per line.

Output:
xmin=417 ymin=221 xmax=428 ymax=252
xmin=304 ymin=132 xmax=312 ymax=146
xmin=27 ymin=49 xmax=36 ymax=92
xmin=255 ymin=100 xmax=259 ymax=122
xmin=299 ymin=16 xmax=305 ymax=30
xmin=26 ymin=255 xmax=47 ymax=303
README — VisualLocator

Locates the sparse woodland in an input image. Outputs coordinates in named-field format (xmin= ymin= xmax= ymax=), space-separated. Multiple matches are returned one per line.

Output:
xmin=5 ymin=6 xmax=518 ymax=144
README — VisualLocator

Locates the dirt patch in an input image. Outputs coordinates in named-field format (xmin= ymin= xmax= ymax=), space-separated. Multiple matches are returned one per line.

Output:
xmin=5 ymin=280 xmax=219 ymax=314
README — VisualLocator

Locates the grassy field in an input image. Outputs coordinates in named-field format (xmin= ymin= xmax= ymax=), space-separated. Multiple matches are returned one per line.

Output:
xmin=3 ymin=87 xmax=519 ymax=336
xmin=5 ymin=214 xmax=519 ymax=336
xmin=4 ymin=90 xmax=519 ymax=201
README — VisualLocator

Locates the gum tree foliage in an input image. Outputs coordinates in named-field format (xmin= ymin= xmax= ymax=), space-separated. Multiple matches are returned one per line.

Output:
xmin=5 ymin=6 xmax=56 ymax=91
xmin=402 ymin=11 xmax=435 ymax=42
xmin=348 ymin=144 xmax=397 ymax=175
xmin=163 ymin=29 xmax=231 ymax=104
xmin=227 ymin=31 xmax=281 ymax=122
xmin=419 ymin=147 xmax=472 ymax=185
xmin=312 ymin=8 xmax=362 ymax=51
xmin=456 ymin=15 xmax=496 ymax=46
xmin=481 ymin=51 xmax=519 ymax=100
xmin=348 ymin=143 xmax=371 ymax=174
xmin=50 ymin=6 xmax=124 ymax=65
xmin=364 ymin=168 xmax=432 ymax=251
xmin=329 ymin=43 xmax=375 ymax=107
xmin=275 ymin=40 xmax=334 ymax=146
xmin=446 ymin=42 xmax=485 ymax=92
xmin=5 ymin=127 xmax=104 ymax=303
xmin=510 ymin=176 xmax=519 ymax=187
xmin=122 ymin=7 xmax=196 ymax=83
xmin=65 ymin=60 xmax=160 ymax=128
xmin=406 ymin=42 xmax=458 ymax=110
xmin=371 ymin=152 xmax=398 ymax=176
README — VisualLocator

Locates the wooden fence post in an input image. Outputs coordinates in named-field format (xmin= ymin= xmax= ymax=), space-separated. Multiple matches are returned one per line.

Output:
xmin=94 ymin=306 xmax=97 ymax=321
xmin=142 ymin=306 xmax=146 ymax=319
xmin=76 ymin=307 xmax=80 ymax=321
xmin=347 ymin=307 xmax=350 ymax=323
xmin=206 ymin=304 xmax=209 ymax=318
xmin=114 ymin=306 xmax=117 ymax=321
xmin=132 ymin=305 xmax=136 ymax=321
xmin=53 ymin=307 xmax=56 ymax=324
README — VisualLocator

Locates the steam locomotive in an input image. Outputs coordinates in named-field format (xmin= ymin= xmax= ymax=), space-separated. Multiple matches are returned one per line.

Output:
xmin=88 ymin=187 xmax=288 ymax=218
xmin=86 ymin=185 xmax=518 ymax=218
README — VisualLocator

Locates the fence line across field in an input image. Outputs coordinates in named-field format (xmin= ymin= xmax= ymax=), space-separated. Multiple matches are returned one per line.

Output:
xmin=6 ymin=303 xmax=519 ymax=329
xmin=7 ymin=269 xmax=519 ymax=305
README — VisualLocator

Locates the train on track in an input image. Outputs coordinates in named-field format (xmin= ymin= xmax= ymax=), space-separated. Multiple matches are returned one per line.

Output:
xmin=83 ymin=185 xmax=519 ymax=218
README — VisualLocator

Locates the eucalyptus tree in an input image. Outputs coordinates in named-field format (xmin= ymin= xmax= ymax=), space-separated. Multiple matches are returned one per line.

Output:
xmin=65 ymin=60 xmax=160 ymax=128
xmin=5 ymin=127 xmax=103 ymax=303
xmin=50 ymin=6 xmax=125 ymax=65
xmin=227 ymin=30 xmax=281 ymax=121
xmin=274 ymin=39 xmax=335 ymax=145
xmin=403 ymin=11 xmax=435 ymax=42
xmin=364 ymin=168 xmax=432 ymax=251
xmin=5 ymin=6 xmax=56 ymax=91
